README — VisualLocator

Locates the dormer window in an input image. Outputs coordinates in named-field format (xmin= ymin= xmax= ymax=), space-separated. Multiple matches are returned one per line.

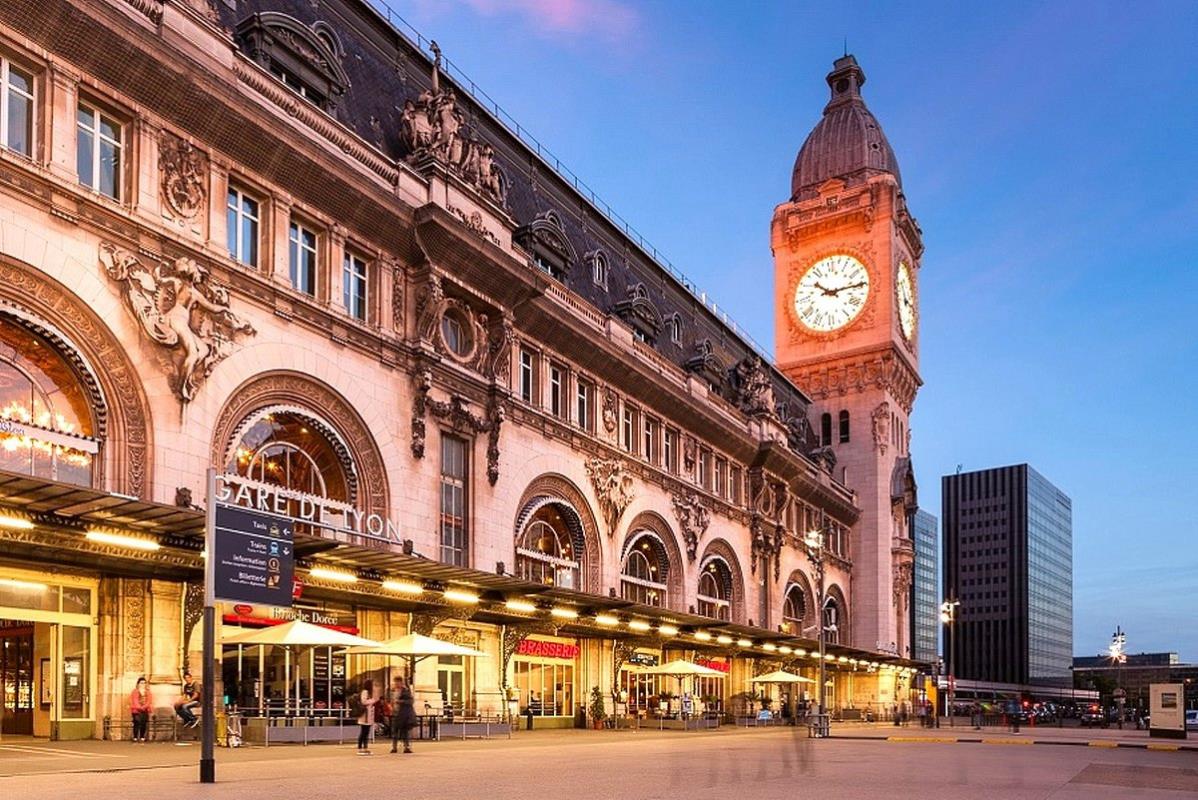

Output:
xmin=588 ymin=250 xmax=609 ymax=289
xmin=667 ymin=314 xmax=683 ymax=345
xmin=614 ymin=283 xmax=662 ymax=345
xmin=514 ymin=211 xmax=577 ymax=282
xmin=684 ymin=338 xmax=728 ymax=395
xmin=236 ymin=13 xmax=350 ymax=113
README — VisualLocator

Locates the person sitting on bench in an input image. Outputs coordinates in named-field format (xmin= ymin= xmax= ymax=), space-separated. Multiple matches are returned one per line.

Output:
xmin=175 ymin=671 xmax=201 ymax=728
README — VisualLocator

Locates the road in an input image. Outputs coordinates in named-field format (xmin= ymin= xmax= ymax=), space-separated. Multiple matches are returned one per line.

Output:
xmin=3 ymin=727 xmax=1197 ymax=799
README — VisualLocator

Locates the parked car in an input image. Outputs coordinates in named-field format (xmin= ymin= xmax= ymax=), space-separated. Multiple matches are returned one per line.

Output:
xmin=1186 ymin=710 xmax=1198 ymax=731
xmin=1080 ymin=704 xmax=1106 ymax=727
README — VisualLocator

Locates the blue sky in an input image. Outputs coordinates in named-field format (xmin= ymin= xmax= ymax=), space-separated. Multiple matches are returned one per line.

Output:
xmin=386 ymin=0 xmax=1198 ymax=659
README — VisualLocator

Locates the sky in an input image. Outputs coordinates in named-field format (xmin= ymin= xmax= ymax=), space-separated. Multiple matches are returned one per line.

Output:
xmin=379 ymin=0 xmax=1198 ymax=659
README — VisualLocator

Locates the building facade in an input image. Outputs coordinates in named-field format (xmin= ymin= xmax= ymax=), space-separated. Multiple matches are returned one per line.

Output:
xmin=1073 ymin=653 xmax=1198 ymax=713
xmin=942 ymin=464 xmax=1072 ymax=687
xmin=0 ymin=0 xmax=919 ymax=740
xmin=911 ymin=509 xmax=938 ymax=664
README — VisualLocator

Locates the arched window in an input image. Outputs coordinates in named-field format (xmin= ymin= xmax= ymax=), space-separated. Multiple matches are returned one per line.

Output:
xmin=668 ymin=314 xmax=683 ymax=345
xmin=820 ymin=413 xmax=832 ymax=447
xmin=0 ymin=318 xmax=98 ymax=486
xmin=782 ymin=584 xmax=808 ymax=635
xmin=823 ymin=597 xmax=841 ymax=645
xmin=838 ymin=410 xmax=850 ymax=443
xmin=697 ymin=557 xmax=731 ymax=621
xmin=591 ymin=252 xmax=609 ymax=289
xmin=515 ymin=503 xmax=581 ymax=590
xmin=620 ymin=531 xmax=668 ymax=607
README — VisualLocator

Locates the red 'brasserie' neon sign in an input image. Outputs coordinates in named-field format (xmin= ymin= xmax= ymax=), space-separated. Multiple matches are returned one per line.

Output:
xmin=695 ymin=658 xmax=730 ymax=673
xmin=516 ymin=639 xmax=578 ymax=660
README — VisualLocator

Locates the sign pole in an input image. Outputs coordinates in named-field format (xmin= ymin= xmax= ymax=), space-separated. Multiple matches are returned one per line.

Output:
xmin=201 ymin=467 xmax=217 ymax=784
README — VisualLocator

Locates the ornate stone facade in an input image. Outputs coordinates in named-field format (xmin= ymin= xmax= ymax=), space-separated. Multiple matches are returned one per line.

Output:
xmin=585 ymin=457 xmax=635 ymax=537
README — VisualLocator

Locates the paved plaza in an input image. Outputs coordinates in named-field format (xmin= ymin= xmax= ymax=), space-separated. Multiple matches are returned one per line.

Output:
xmin=2 ymin=727 xmax=1196 ymax=799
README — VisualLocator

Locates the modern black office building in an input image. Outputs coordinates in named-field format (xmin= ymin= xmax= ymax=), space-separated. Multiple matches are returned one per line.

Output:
xmin=911 ymin=509 xmax=939 ymax=664
xmin=942 ymin=464 xmax=1073 ymax=687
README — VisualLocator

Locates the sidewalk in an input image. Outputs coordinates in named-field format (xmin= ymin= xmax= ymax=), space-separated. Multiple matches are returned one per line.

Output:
xmin=830 ymin=719 xmax=1197 ymax=751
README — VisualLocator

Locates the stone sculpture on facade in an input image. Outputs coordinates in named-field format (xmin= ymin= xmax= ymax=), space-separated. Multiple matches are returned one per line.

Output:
xmin=585 ymin=457 xmax=635 ymax=537
xmin=411 ymin=366 xmax=505 ymax=483
xmin=670 ymin=490 xmax=711 ymax=562
xmin=735 ymin=356 xmax=775 ymax=417
xmin=99 ymin=243 xmax=255 ymax=402
xmin=871 ymin=401 xmax=891 ymax=455
xmin=601 ymin=386 xmax=618 ymax=434
xmin=399 ymin=41 xmax=505 ymax=207
xmin=158 ymin=131 xmax=207 ymax=221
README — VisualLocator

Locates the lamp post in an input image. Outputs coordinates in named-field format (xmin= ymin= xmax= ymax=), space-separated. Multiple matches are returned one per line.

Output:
xmin=939 ymin=599 xmax=959 ymax=727
xmin=804 ymin=519 xmax=829 ymax=737
xmin=1109 ymin=626 xmax=1127 ymax=729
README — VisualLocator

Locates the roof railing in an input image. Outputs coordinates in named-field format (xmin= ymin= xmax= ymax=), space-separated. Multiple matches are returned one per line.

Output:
xmin=365 ymin=0 xmax=775 ymax=362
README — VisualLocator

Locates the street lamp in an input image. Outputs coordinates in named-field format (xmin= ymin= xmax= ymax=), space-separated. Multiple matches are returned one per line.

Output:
xmin=1109 ymin=626 xmax=1127 ymax=728
xmin=804 ymin=519 xmax=829 ymax=737
xmin=940 ymin=599 xmax=960 ymax=726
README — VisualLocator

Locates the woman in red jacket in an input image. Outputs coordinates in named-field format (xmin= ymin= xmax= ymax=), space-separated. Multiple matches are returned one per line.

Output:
xmin=129 ymin=676 xmax=153 ymax=742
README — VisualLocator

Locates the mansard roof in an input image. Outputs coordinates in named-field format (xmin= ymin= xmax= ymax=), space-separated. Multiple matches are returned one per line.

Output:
xmin=215 ymin=0 xmax=813 ymax=420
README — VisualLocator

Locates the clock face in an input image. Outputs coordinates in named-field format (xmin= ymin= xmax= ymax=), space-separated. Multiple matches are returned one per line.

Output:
xmin=896 ymin=261 xmax=916 ymax=340
xmin=793 ymin=254 xmax=870 ymax=332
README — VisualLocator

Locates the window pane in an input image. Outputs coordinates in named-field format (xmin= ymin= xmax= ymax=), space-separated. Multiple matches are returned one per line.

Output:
xmin=76 ymin=129 xmax=93 ymax=189
xmin=76 ymin=105 xmax=94 ymax=128
xmin=99 ymin=114 xmax=120 ymax=142
xmin=8 ymin=67 xmax=32 ymax=97
xmin=7 ymin=91 xmax=31 ymax=156
xmin=99 ymin=139 xmax=119 ymax=199
xmin=226 ymin=198 xmax=238 ymax=259
xmin=61 ymin=626 xmax=90 ymax=718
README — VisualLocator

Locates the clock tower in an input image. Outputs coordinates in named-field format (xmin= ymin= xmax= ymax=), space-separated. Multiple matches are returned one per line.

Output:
xmin=771 ymin=55 xmax=922 ymax=658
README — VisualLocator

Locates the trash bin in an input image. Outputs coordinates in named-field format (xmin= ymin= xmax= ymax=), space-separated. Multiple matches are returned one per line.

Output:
xmin=525 ymin=707 xmax=534 ymax=731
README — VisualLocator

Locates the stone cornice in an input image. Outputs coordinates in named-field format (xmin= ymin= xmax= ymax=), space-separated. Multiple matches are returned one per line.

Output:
xmin=784 ymin=347 xmax=921 ymax=414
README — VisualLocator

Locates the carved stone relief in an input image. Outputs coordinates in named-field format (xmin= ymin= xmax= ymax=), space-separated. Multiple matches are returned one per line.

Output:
xmin=601 ymin=386 xmax=618 ymax=434
xmin=158 ymin=131 xmax=208 ymax=221
xmin=99 ymin=243 xmax=256 ymax=402
xmin=411 ymin=368 xmax=505 ymax=484
xmin=734 ymin=356 xmax=775 ymax=418
xmin=585 ymin=457 xmax=635 ymax=537
xmin=671 ymin=490 xmax=711 ymax=562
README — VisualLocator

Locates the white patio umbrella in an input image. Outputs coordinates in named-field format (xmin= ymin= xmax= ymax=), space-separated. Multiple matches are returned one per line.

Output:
xmin=222 ymin=620 xmax=379 ymax=711
xmin=634 ymin=660 xmax=724 ymax=729
xmin=751 ymin=670 xmax=816 ymax=684
xmin=342 ymin=632 xmax=488 ymax=681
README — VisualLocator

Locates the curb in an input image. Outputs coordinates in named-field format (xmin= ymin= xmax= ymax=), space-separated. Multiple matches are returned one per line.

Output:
xmin=830 ymin=734 xmax=1198 ymax=752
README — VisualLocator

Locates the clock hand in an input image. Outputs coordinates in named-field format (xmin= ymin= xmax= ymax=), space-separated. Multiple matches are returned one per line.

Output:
xmin=813 ymin=282 xmax=838 ymax=297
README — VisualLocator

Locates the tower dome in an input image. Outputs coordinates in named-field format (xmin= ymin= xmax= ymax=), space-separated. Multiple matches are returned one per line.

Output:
xmin=790 ymin=55 xmax=901 ymax=199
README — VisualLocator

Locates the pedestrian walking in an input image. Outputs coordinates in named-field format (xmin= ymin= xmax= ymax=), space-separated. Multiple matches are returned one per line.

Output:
xmin=390 ymin=676 xmax=417 ymax=754
xmin=130 ymin=676 xmax=153 ymax=742
xmin=355 ymin=679 xmax=378 ymax=754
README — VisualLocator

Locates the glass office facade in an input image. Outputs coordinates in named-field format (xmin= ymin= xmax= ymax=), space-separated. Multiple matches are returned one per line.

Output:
xmin=1026 ymin=467 xmax=1073 ymax=687
xmin=911 ymin=509 xmax=939 ymax=664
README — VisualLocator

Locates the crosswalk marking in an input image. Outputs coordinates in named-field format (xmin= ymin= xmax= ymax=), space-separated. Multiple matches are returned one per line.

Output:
xmin=0 ymin=744 xmax=125 ymax=759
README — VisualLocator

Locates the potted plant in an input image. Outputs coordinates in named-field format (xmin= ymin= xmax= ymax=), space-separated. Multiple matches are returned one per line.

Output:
xmin=589 ymin=686 xmax=607 ymax=730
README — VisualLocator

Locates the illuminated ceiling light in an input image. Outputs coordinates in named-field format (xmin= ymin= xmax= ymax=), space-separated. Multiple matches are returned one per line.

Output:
xmin=382 ymin=579 xmax=423 ymax=595
xmin=849 ymin=659 xmax=859 ymax=665
xmin=838 ymin=656 xmax=849 ymax=663
xmin=628 ymin=619 xmax=651 ymax=632
xmin=309 ymin=566 xmax=357 ymax=583
xmin=794 ymin=648 xmax=806 ymax=657
xmin=658 ymin=624 xmax=678 ymax=637
xmin=505 ymin=599 xmax=537 ymax=613
xmin=443 ymin=588 xmax=479 ymax=604
xmin=779 ymin=645 xmax=793 ymax=655
xmin=595 ymin=614 xmax=620 ymax=627
xmin=86 ymin=530 xmax=161 ymax=551
xmin=736 ymin=639 xmax=752 ymax=648
xmin=762 ymin=643 xmax=778 ymax=652
xmin=0 ymin=513 xmax=34 ymax=530
xmin=716 ymin=635 xmax=733 ymax=645
xmin=0 ymin=577 xmax=47 ymax=591
xmin=694 ymin=631 xmax=712 ymax=641
xmin=550 ymin=607 xmax=579 ymax=620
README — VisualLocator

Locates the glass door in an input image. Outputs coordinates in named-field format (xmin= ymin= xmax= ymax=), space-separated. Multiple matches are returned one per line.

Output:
xmin=437 ymin=655 xmax=465 ymax=715
xmin=1 ymin=624 xmax=34 ymax=735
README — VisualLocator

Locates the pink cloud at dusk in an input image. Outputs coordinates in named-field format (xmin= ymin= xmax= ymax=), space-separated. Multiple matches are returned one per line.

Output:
xmin=424 ymin=0 xmax=640 ymax=43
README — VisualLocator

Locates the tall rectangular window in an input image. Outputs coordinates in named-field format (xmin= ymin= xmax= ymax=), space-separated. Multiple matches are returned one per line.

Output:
xmin=576 ymin=379 xmax=592 ymax=432
xmin=439 ymin=435 xmax=468 ymax=567
xmin=343 ymin=252 xmax=368 ymax=321
xmin=730 ymin=466 xmax=743 ymax=505
xmin=621 ymin=407 xmax=635 ymax=452
xmin=1 ymin=60 xmax=33 ymax=157
xmin=714 ymin=457 xmax=727 ymax=498
xmin=549 ymin=364 xmax=564 ymax=418
xmin=76 ymin=102 xmax=121 ymax=200
xmin=288 ymin=220 xmax=317 ymax=296
xmin=643 ymin=417 xmax=657 ymax=464
xmin=226 ymin=187 xmax=259 ymax=267
xmin=664 ymin=429 xmax=677 ymax=474
xmin=518 ymin=349 xmax=535 ymax=404
xmin=698 ymin=450 xmax=712 ymax=490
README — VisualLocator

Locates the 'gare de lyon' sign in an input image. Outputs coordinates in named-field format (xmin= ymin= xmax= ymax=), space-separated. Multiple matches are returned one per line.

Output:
xmin=215 ymin=473 xmax=404 ymax=546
